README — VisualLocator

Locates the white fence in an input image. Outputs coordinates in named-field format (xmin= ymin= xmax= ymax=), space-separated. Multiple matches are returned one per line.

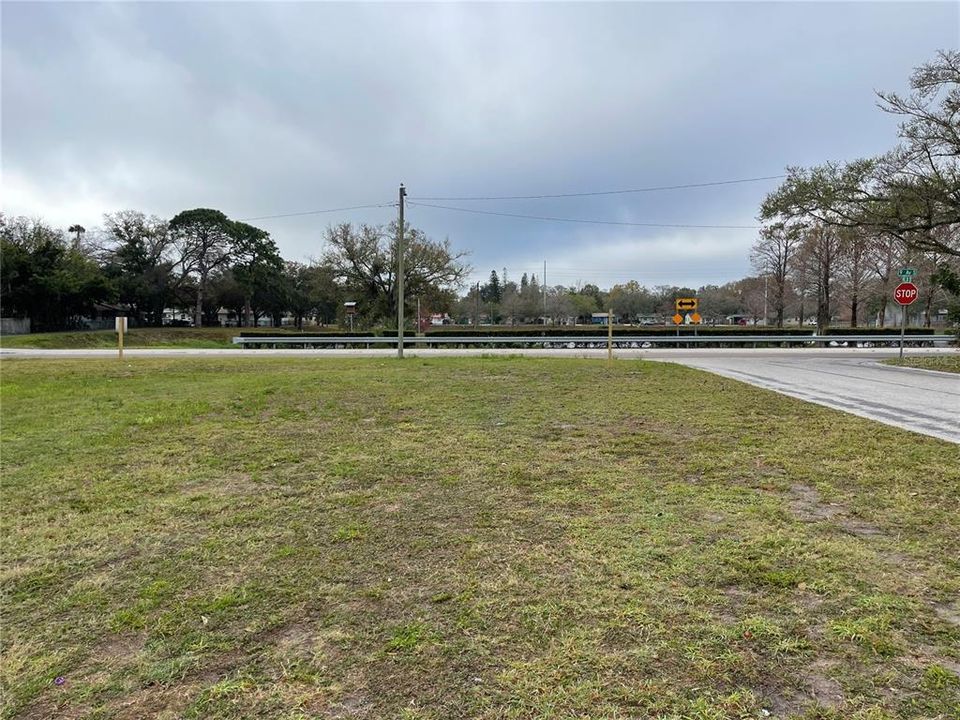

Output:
xmin=0 ymin=318 xmax=31 ymax=335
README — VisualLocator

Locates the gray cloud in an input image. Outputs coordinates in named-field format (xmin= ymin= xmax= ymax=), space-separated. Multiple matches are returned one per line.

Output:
xmin=3 ymin=1 xmax=957 ymax=288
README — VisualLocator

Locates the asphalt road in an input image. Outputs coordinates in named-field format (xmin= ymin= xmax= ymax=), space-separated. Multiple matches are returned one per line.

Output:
xmin=3 ymin=347 xmax=957 ymax=443
xmin=1 ymin=347 xmax=955 ymax=360
xmin=653 ymin=353 xmax=960 ymax=444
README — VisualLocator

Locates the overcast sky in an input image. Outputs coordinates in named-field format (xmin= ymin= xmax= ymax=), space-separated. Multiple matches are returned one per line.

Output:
xmin=3 ymin=2 xmax=957 ymax=289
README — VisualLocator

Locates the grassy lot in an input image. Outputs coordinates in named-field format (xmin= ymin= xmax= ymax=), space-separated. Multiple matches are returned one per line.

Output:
xmin=1 ymin=358 xmax=958 ymax=720
xmin=0 ymin=328 xmax=238 ymax=349
xmin=0 ymin=327 xmax=347 ymax=350
xmin=883 ymin=355 xmax=960 ymax=374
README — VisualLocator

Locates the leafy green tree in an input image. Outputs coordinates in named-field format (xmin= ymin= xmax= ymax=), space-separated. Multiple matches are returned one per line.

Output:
xmin=521 ymin=273 xmax=542 ymax=320
xmin=0 ymin=216 xmax=110 ymax=330
xmin=307 ymin=264 xmax=344 ymax=325
xmin=499 ymin=282 xmax=521 ymax=324
xmin=607 ymin=280 xmax=655 ymax=323
xmin=210 ymin=269 xmax=247 ymax=325
xmin=169 ymin=208 xmax=240 ymax=327
xmin=567 ymin=290 xmax=599 ymax=323
xmin=482 ymin=270 xmax=502 ymax=304
xmin=697 ymin=284 xmax=743 ymax=323
xmin=231 ymin=221 xmax=283 ymax=326
xmin=284 ymin=262 xmax=322 ymax=328
xmin=101 ymin=211 xmax=173 ymax=326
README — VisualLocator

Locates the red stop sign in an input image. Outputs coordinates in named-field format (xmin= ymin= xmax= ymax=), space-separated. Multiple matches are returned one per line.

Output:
xmin=894 ymin=282 xmax=918 ymax=305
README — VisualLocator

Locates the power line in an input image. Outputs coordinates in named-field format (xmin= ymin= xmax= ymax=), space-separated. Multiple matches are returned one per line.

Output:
xmin=237 ymin=202 xmax=395 ymax=222
xmin=409 ymin=174 xmax=785 ymax=201
xmin=407 ymin=201 xmax=758 ymax=230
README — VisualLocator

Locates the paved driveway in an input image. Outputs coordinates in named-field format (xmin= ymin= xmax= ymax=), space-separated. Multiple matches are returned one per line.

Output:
xmin=656 ymin=354 xmax=960 ymax=444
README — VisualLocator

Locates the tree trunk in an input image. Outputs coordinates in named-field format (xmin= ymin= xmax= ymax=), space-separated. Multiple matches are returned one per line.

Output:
xmin=850 ymin=295 xmax=858 ymax=329
xmin=243 ymin=296 xmax=252 ymax=327
xmin=194 ymin=285 xmax=203 ymax=328
xmin=878 ymin=296 xmax=888 ymax=328
xmin=817 ymin=277 xmax=830 ymax=334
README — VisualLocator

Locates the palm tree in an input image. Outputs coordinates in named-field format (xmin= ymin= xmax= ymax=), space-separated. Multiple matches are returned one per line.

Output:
xmin=68 ymin=224 xmax=86 ymax=247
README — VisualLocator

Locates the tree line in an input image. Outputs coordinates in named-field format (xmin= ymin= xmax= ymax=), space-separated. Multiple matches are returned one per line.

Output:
xmin=0 ymin=211 xmax=467 ymax=332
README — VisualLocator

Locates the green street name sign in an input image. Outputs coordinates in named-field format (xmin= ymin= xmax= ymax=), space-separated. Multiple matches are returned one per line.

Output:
xmin=898 ymin=267 xmax=917 ymax=279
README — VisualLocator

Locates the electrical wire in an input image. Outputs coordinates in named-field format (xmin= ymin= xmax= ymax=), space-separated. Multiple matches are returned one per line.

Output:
xmin=409 ymin=174 xmax=785 ymax=201
xmin=232 ymin=173 xmax=784 ymax=222
xmin=237 ymin=202 xmax=395 ymax=222
xmin=407 ymin=201 xmax=758 ymax=230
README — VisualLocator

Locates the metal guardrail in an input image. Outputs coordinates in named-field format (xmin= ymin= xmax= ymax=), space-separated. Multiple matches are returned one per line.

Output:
xmin=233 ymin=334 xmax=952 ymax=347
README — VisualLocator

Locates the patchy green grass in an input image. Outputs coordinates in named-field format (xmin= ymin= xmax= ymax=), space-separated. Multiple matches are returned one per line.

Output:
xmin=0 ymin=327 xmax=344 ymax=349
xmin=1 ymin=357 xmax=958 ymax=720
xmin=883 ymin=354 xmax=960 ymax=374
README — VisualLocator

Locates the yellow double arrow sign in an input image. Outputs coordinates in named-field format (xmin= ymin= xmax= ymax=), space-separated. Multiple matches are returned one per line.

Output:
xmin=675 ymin=298 xmax=698 ymax=311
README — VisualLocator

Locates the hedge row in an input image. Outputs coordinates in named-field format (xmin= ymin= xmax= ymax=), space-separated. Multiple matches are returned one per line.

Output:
xmin=239 ymin=331 xmax=377 ymax=338
xmin=238 ymin=326 xmax=937 ymax=339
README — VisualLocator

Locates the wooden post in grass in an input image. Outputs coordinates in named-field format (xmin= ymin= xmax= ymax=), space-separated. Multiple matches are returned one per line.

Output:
xmin=607 ymin=308 xmax=613 ymax=361
xmin=116 ymin=316 xmax=127 ymax=360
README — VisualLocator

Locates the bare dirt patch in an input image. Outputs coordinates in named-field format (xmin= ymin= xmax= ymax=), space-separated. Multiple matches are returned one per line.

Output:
xmin=838 ymin=517 xmax=884 ymax=538
xmin=933 ymin=600 xmax=960 ymax=627
xmin=93 ymin=633 xmax=146 ymax=668
xmin=111 ymin=680 xmax=204 ymax=720
xmin=785 ymin=483 xmax=885 ymax=538
xmin=786 ymin=483 xmax=842 ymax=522
xmin=803 ymin=659 xmax=845 ymax=708
xmin=759 ymin=659 xmax=845 ymax=719
xmin=904 ymin=644 xmax=960 ymax=678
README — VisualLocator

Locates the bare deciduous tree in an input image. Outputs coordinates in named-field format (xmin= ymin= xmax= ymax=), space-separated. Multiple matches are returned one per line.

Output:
xmin=322 ymin=222 xmax=469 ymax=326
xmin=837 ymin=227 xmax=873 ymax=327
xmin=751 ymin=222 xmax=801 ymax=327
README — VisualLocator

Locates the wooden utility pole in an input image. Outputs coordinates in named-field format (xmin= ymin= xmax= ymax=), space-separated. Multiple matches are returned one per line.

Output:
xmin=397 ymin=183 xmax=406 ymax=359
xmin=607 ymin=308 xmax=613 ymax=361
xmin=543 ymin=260 xmax=547 ymax=323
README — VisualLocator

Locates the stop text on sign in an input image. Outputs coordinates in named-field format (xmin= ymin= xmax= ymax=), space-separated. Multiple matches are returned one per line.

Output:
xmin=893 ymin=282 xmax=918 ymax=306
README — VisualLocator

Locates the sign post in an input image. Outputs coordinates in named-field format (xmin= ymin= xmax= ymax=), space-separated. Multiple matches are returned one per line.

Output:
xmin=893 ymin=281 xmax=918 ymax=360
xmin=675 ymin=298 xmax=698 ymax=314
xmin=344 ymin=301 xmax=357 ymax=332
xmin=674 ymin=298 xmax=700 ymax=342
xmin=115 ymin=316 xmax=127 ymax=360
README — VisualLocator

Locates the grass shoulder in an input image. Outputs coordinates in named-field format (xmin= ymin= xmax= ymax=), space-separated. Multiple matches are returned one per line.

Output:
xmin=0 ymin=326 xmax=344 ymax=349
xmin=2 ymin=357 xmax=958 ymax=719
xmin=883 ymin=354 xmax=960 ymax=374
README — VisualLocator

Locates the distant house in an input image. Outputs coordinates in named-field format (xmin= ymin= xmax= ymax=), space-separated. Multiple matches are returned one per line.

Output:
xmin=81 ymin=303 xmax=131 ymax=330
xmin=591 ymin=312 xmax=617 ymax=325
